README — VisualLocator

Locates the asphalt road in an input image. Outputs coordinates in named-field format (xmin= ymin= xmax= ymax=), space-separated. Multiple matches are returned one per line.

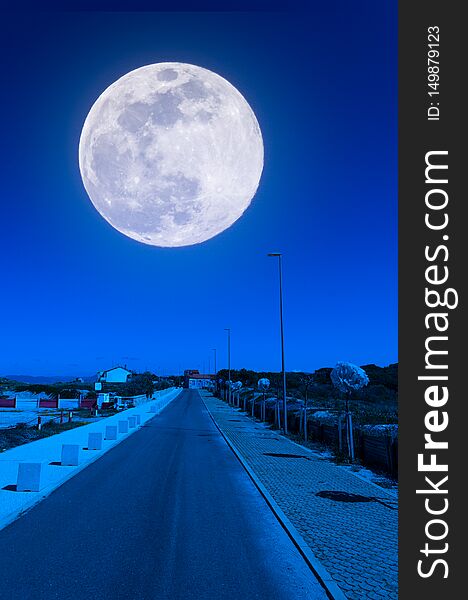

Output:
xmin=0 ymin=390 xmax=326 ymax=600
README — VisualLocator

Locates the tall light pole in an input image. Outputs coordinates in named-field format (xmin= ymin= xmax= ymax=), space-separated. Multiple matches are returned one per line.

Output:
xmin=268 ymin=252 xmax=287 ymax=433
xmin=212 ymin=348 xmax=217 ymax=375
xmin=224 ymin=328 xmax=231 ymax=404
xmin=212 ymin=348 xmax=217 ymax=395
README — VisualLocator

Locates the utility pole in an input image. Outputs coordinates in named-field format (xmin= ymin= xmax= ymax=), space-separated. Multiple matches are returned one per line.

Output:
xmin=268 ymin=253 xmax=288 ymax=434
xmin=224 ymin=328 xmax=231 ymax=404
xmin=212 ymin=348 xmax=217 ymax=375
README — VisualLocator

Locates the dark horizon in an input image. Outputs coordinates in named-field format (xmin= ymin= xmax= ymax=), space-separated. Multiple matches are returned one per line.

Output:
xmin=2 ymin=360 xmax=398 ymax=384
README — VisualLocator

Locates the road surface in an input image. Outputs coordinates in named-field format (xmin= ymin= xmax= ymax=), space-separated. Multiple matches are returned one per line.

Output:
xmin=0 ymin=390 xmax=326 ymax=600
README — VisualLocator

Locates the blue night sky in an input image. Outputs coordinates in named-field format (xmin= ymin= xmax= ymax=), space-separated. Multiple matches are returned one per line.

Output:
xmin=0 ymin=3 xmax=397 ymax=377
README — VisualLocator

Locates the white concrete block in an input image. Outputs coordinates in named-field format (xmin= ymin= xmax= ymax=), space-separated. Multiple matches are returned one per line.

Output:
xmin=118 ymin=420 xmax=129 ymax=434
xmin=128 ymin=416 xmax=136 ymax=429
xmin=105 ymin=425 xmax=118 ymax=440
xmin=88 ymin=432 xmax=103 ymax=450
xmin=17 ymin=462 xmax=44 ymax=492
xmin=135 ymin=414 xmax=141 ymax=425
xmin=61 ymin=444 xmax=80 ymax=466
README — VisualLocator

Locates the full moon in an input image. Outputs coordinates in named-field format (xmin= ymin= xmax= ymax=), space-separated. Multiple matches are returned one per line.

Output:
xmin=79 ymin=62 xmax=264 ymax=247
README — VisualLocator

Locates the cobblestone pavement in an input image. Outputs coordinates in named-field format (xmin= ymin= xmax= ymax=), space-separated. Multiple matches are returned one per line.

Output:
xmin=202 ymin=393 xmax=398 ymax=600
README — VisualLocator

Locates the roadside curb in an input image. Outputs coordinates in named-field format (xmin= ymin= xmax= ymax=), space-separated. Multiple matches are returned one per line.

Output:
xmin=0 ymin=389 xmax=182 ymax=532
xmin=201 ymin=394 xmax=347 ymax=600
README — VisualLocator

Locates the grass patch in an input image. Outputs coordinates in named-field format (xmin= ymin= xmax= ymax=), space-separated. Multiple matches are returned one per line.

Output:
xmin=0 ymin=421 xmax=87 ymax=453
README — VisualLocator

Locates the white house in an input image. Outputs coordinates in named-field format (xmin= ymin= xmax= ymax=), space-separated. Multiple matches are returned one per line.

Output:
xmin=97 ymin=366 xmax=133 ymax=384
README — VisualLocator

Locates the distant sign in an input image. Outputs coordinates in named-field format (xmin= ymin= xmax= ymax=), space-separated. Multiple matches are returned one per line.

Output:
xmin=95 ymin=382 xmax=102 ymax=391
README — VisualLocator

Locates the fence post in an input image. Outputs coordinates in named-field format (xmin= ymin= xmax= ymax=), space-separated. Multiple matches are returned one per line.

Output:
xmin=393 ymin=437 xmax=398 ymax=478
xmin=347 ymin=412 xmax=355 ymax=461
xmin=386 ymin=434 xmax=394 ymax=475
xmin=60 ymin=410 xmax=64 ymax=424
xmin=338 ymin=416 xmax=342 ymax=453
xmin=68 ymin=411 xmax=73 ymax=423
xmin=37 ymin=416 xmax=42 ymax=431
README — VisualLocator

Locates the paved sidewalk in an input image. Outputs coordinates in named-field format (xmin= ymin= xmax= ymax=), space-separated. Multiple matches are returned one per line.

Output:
xmin=202 ymin=393 xmax=398 ymax=600
xmin=0 ymin=388 xmax=181 ymax=530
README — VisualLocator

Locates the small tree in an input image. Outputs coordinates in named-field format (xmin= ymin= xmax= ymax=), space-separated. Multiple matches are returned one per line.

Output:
xmin=225 ymin=379 xmax=232 ymax=404
xmin=330 ymin=362 xmax=369 ymax=461
xmin=299 ymin=375 xmax=314 ymax=441
xmin=270 ymin=374 xmax=283 ymax=429
xmin=257 ymin=378 xmax=270 ymax=420
xmin=122 ymin=372 xmax=155 ymax=399
xmin=231 ymin=381 xmax=242 ymax=408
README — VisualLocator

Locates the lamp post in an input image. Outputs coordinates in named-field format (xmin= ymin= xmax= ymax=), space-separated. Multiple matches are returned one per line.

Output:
xmin=212 ymin=348 xmax=217 ymax=395
xmin=268 ymin=252 xmax=287 ymax=434
xmin=212 ymin=348 xmax=217 ymax=375
xmin=224 ymin=328 xmax=231 ymax=404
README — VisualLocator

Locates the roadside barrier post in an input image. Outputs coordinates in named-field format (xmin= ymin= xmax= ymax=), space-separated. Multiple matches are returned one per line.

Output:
xmin=61 ymin=444 xmax=80 ymax=466
xmin=17 ymin=462 xmax=44 ymax=492
xmin=88 ymin=432 xmax=103 ymax=450
xmin=118 ymin=420 xmax=129 ymax=434
xmin=105 ymin=425 xmax=118 ymax=440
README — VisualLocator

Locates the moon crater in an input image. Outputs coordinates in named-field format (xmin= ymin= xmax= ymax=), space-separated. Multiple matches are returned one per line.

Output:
xmin=79 ymin=62 xmax=264 ymax=247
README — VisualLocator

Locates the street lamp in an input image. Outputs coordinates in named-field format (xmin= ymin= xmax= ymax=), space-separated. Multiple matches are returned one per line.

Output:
xmin=211 ymin=348 xmax=217 ymax=395
xmin=212 ymin=348 xmax=217 ymax=376
xmin=267 ymin=252 xmax=287 ymax=433
xmin=224 ymin=328 xmax=231 ymax=404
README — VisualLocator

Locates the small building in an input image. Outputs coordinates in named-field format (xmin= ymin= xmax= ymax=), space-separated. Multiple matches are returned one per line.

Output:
xmin=184 ymin=370 xmax=215 ymax=389
xmin=97 ymin=392 xmax=111 ymax=408
xmin=97 ymin=366 xmax=133 ymax=384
